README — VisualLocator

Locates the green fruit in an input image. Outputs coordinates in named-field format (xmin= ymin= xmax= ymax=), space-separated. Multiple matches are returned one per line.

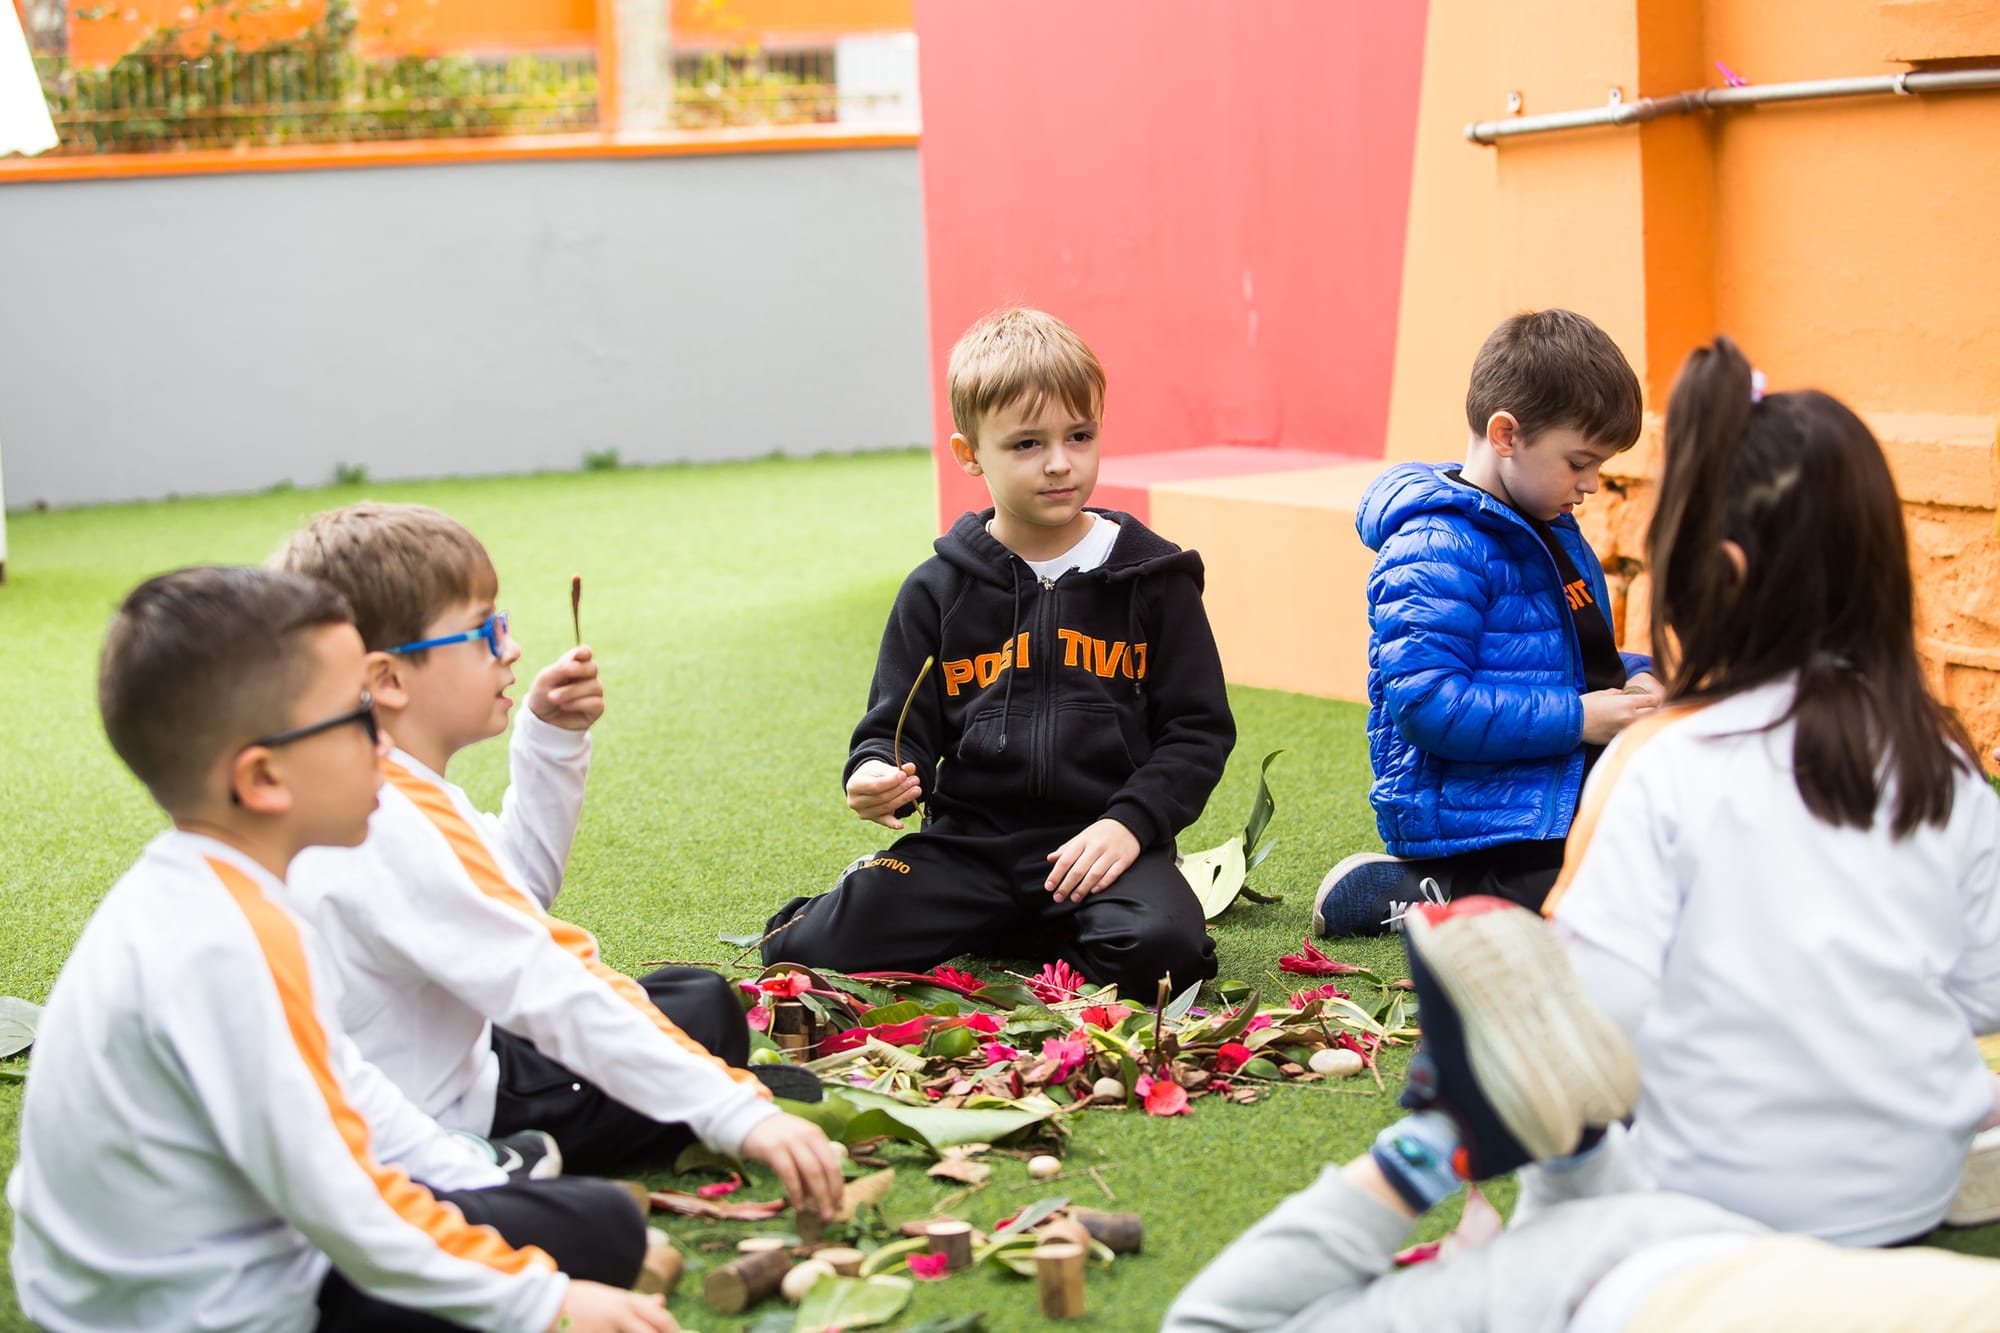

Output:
xmin=749 ymin=1047 xmax=784 ymax=1066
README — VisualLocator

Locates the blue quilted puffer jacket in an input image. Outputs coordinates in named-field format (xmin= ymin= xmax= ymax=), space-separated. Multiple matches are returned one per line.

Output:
xmin=1356 ymin=462 xmax=1650 ymax=858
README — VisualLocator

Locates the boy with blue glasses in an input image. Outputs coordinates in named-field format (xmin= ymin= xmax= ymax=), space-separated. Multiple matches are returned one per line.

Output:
xmin=277 ymin=502 xmax=842 ymax=1217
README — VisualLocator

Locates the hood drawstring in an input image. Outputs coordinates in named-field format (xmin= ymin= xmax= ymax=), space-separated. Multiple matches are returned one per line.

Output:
xmin=998 ymin=562 xmax=1023 ymax=753
xmin=1126 ymin=581 xmax=1143 ymax=698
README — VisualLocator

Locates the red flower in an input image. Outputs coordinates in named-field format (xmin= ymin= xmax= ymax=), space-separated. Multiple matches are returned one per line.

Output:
xmin=758 ymin=970 xmax=812 ymax=998
xmin=1026 ymin=959 xmax=1089 ymax=1004
xmin=908 ymin=1251 xmax=951 ymax=1280
xmin=963 ymin=1012 xmax=1003 ymax=1034
xmin=817 ymin=1015 xmax=938 ymax=1055
xmin=930 ymin=965 xmax=987 ymax=994
xmin=695 ymin=1172 xmax=743 ymax=1199
xmin=1243 ymin=1014 xmax=1274 ymax=1033
xmin=923 ymin=1086 xmax=944 ymax=1100
xmin=1335 ymin=1031 xmax=1381 ymax=1065
xmin=1278 ymin=937 xmax=1368 ymax=977
xmin=1214 ymin=1042 xmax=1253 ymax=1074
xmin=1142 ymin=1078 xmax=1192 ymax=1117
xmin=1290 ymin=983 xmax=1351 ymax=1009
xmin=1077 ymin=1003 xmax=1135 ymax=1030
xmin=982 ymin=1041 xmax=1021 ymax=1065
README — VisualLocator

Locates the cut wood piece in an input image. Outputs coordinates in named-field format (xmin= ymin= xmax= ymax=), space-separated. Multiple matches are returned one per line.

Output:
xmin=634 ymin=1229 xmax=682 ymax=1297
xmin=1034 ymin=1241 xmax=1087 ymax=1319
xmin=814 ymin=1246 xmax=866 ymax=1277
xmin=926 ymin=1220 xmax=974 ymax=1272
xmin=736 ymin=1236 xmax=790 ymax=1256
xmin=1068 ymin=1207 xmax=1144 ymax=1255
xmin=702 ymin=1246 xmax=792 ymax=1314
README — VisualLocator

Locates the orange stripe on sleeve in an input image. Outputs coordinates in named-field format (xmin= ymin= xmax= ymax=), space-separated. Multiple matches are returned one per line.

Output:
xmin=203 ymin=856 xmax=553 ymax=1276
xmin=1541 ymin=705 xmax=1708 ymax=920
xmin=379 ymin=760 xmax=768 ymax=1098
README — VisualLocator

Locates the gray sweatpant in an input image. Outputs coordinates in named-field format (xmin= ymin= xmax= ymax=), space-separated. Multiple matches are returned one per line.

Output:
xmin=1162 ymin=1129 xmax=1761 ymax=1333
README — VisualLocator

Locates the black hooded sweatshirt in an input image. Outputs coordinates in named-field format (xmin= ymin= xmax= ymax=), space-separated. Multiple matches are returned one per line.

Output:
xmin=846 ymin=508 xmax=1236 ymax=848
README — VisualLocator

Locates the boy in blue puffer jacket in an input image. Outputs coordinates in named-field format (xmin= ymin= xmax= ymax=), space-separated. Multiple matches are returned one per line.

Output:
xmin=1314 ymin=310 xmax=1661 ymax=936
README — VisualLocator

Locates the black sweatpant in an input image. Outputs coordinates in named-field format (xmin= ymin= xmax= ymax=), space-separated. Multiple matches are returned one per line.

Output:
xmin=315 ymin=1175 xmax=646 ymax=1330
xmin=488 ymin=966 xmax=751 ymax=1175
xmin=763 ymin=820 xmax=1218 ymax=997
xmin=1404 ymin=838 xmax=1567 ymax=914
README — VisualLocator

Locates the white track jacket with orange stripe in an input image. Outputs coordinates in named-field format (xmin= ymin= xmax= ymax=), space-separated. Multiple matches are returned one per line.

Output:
xmin=6 ymin=832 xmax=566 ymax=1333
xmin=289 ymin=710 xmax=775 ymax=1155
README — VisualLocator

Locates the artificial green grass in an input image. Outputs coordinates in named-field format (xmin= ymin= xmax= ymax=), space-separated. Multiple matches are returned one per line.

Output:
xmin=0 ymin=450 xmax=1990 ymax=1331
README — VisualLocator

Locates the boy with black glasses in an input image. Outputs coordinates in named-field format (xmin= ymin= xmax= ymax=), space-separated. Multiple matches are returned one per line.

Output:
xmin=277 ymin=503 xmax=841 ymax=1218
xmin=8 ymin=566 xmax=668 ymax=1332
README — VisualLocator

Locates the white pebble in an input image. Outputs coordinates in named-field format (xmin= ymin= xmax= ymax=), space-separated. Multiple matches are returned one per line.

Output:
xmin=1310 ymin=1048 xmax=1366 ymax=1077
xmin=1091 ymin=1077 xmax=1126 ymax=1101
xmin=781 ymin=1259 xmax=834 ymax=1303
xmin=1028 ymin=1154 xmax=1063 ymax=1180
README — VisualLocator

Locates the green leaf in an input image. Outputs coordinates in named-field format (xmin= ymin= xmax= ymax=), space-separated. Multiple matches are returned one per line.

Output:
xmin=991 ymin=1194 xmax=1070 ymax=1237
xmin=793 ymin=1275 xmax=913 ymax=1333
xmin=968 ymin=982 xmax=1041 ymax=1009
xmin=0 ymin=1066 xmax=24 ymax=1083
xmin=1215 ymin=979 xmax=1253 ymax=1005
xmin=1179 ymin=835 xmax=1248 ymax=922
xmin=860 ymin=1000 xmax=932 ymax=1026
xmin=1240 ymin=1057 xmax=1283 ymax=1080
xmin=776 ymin=1095 xmax=856 ymax=1141
xmin=898 ymin=1315 xmax=989 ymax=1333
xmin=859 ymin=1237 xmax=929 ymax=1277
xmin=1164 ymin=982 xmax=1201 ymax=1023
xmin=835 ymin=1098 xmax=1057 ymax=1155
xmin=673 ymin=1144 xmax=737 ymax=1175
xmin=1240 ymin=885 xmax=1284 ymax=903
xmin=1245 ymin=839 xmax=1280 ymax=872
xmin=884 ymin=981 xmax=982 ymax=1008
xmin=1242 ymin=749 xmax=1287 ymax=856
xmin=0 ymin=998 xmax=43 ymax=1060
xmin=925 ymin=1026 xmax=979 ymax=1060
xmin=718 ymin=930 xmax=764 ymax=947
xmin=820 ymin=975 xmax=898 ymax=1007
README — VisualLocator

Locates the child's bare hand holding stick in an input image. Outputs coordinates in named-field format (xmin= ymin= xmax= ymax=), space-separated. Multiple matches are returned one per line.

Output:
xmin=847 ymin=760 xmax=923 ymax=829
xmin=529 ymin=647 xmax=604 ymax=731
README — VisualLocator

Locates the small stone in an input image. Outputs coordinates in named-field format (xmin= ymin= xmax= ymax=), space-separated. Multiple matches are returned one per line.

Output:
xmin=1091 ymin=1077 xmax=1126 ymax=1101
xmin=1310 ymin=1048 xmax=1366 ymax=1077
xmin=781 ymin=1259 xmax=834 ymax=1303
xmin=1028 ymin=1154 xmax=1063 ymax=1180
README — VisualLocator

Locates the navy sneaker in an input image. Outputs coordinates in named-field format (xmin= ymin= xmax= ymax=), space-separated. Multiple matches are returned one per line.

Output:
xmin=1312 ymin=853 xmax=1448 ymax=937
xmin=1399 ymin=896 xmax=1637 ymax=1178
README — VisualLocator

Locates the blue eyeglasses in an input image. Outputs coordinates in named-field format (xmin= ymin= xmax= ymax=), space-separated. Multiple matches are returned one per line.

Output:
xmin=387 ymin=611 xmax=510 ymax=659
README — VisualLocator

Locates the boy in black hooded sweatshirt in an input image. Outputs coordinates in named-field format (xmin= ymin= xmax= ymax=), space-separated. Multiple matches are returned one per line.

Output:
xmin=763 ymin=308 xmax=1234 ymax=996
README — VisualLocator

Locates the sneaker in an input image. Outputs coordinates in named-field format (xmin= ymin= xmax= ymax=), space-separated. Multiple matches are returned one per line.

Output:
xmin=1399 ymin=896 xmax=1638 ymax=1177
xmin=1312 ymin=853 xmax=1448 ymax=937
xmin=451 ymin=1128 xmax=564 ymax=1181
xmin=1946 ymin=1125 xmax=2000 ymax=1226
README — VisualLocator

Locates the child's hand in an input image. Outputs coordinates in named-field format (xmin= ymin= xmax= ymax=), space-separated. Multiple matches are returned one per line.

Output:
xmin=846 ymin=759 xmax=922 ymax=829
xmin=549 ymin=1281 xmax=675 ymax=1332
xmin=739 ymin=1112 xmax=846 ymax=1221
xmin=1624 ymin=671 xmax=1666 ymax=702
xmin=1582 ymin=687 xmax=1658 ymax=745
xmin=1045 ymin=818 xmax=1141 ymax=903
xmin=528 ymin=646 xmax=604 ymax=731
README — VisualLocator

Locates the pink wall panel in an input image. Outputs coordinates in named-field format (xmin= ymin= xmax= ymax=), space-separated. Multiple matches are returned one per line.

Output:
xmin=915 ymin=0 xmax=1430 ymax=527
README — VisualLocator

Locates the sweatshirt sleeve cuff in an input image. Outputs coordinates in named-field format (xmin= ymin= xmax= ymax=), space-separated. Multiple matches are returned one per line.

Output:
xmin=697 ymin=1093 xmax=784 ymax=1159
xmin=512 ymin=706 xmax=593 ymax=763
xmin=1104 ymin=802 xmax=1162 ymax=852
xmin=511 ymin=1271 xmax=569 ymax=1333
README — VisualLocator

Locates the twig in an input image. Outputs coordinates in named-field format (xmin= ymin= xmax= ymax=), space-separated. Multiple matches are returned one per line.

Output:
xmin=1088 ymin=1166 xmax=1117 ymax=1202
xmin=1007 ymin=1163 xmax=1120 ymax=1191
xmin=1150 ymin=974 xmax=1171 ymax=1076
xmin=732 ymin=915 xmax=804 ymax=970
xmin=892 ymin=655 xmax=935 ymax=770
xmin=570 ymin=574 xmax=582 ymax=647
xmin=931 ymin=1181 xmax=990 ymax=1215
xmin=637 ymin=958 xmax=729 ymax=969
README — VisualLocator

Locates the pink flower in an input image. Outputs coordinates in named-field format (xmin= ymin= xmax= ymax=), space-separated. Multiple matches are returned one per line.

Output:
xmin=982 ymin=1041 xmax=1021 ymax=1066
xmin=1040 ymin=1036 xmax=1090 ymax=1083
xmin=962 ymin=1012 xmax=1003 ymax=1034
xmin=1077 ymin=1003 xmax=1134 ymax=1030
xmin=696 ymin=1172 xmax=743 ymax=1199
xmin=758 ymin=970 xmax=812 ymax=999
xmin=908 ymin=1251 xmax=951 ymax=1280
xmin=923 ymin=1086 xmax=944 ymax=1100
xmin=746 ymin=1004 xmax=771 ymax=1032
xmin=1026 ymin=959 xmax=1089 ymax=1004
xmin=1291 ymin=983 xmax=1350 ymax=1009
xmin=1394 ymin=1239 xmax=1444 ymax=1268
xmin=1279 ymin=937 xmax=1368 ymax=977
xmin=1243 ymin=1015 xmax=1274 ymax=1033
xmin=1214 ymin=1042 xmax=1253 ymax=1074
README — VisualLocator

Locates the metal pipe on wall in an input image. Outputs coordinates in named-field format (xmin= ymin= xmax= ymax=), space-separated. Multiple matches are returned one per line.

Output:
xmin=1466 ymin=66 xmax=2000 ymax=145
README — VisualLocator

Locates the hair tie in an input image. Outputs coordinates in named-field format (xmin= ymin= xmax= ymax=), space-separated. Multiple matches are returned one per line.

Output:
xmin=1749 ymin=368 xmax=1768 ymax=404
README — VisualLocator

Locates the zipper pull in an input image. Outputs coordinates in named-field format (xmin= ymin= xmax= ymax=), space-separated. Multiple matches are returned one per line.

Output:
xmin=1040 ymin=577 xmax=1056 ymax=590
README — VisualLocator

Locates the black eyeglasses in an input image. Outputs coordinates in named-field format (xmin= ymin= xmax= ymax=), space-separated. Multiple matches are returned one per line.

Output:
xmin=245 ymin=693 xmax=380 ymax=751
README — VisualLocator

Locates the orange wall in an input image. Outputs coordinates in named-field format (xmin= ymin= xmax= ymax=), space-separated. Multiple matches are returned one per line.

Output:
xmin=673 ymin=0 xmax=911 ymax=45
xmin=1386 ymin=0 xmax=2000 ymax=764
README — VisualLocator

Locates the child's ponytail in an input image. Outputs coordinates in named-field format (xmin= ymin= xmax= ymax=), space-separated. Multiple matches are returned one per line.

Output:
xmin=1649 ymin=337 xmax=1979 ymax=836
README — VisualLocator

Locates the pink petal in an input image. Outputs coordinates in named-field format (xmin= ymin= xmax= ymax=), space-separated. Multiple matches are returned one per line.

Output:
xmin=747 ymin=1005 xmax=771 ymax=1032
xmin=908 ymin=1251 xmax=951 ymax=1280
xmin=1214 ymin=1042 xmax=1253 ymax=1074
xmin=1143 ymin=1080 xmax=1191 ymax=1116
xmin=695 ymin=1172 xmax=743 ymax=1199
xmin=982 ymin=1042 xmax=1021 ymax=1065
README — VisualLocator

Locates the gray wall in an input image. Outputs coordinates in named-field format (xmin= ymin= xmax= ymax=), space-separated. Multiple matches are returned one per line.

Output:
xmin=0 ymin=146 xmax=931 ymax=508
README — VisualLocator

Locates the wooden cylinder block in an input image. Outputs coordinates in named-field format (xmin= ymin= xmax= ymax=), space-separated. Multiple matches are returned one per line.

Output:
xmin=736 ymin=1236 xmax=790 ymax=1256
xmin=702 ymin=1246 xmax=792 ymax=1314
xmin=815 ymin=1246 xmax=866 ymax=1277
xmin=634 ymin=1229 xmax=683 ymax=1297
xmin=772 ymin=1001 xmax=813 ymax=1057
xmin=1068 ymin=1207 xmax=1144 ymax=1255
xmin=926 ymin=1219 xmax=975 ymax=1272
xmin=1034 ymin=1241 xmax=1087 ymax=1319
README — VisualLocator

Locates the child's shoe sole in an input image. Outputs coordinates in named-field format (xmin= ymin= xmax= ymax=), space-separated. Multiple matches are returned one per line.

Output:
xmin=1946 ymin=1125 xmax=2000 ymax=1227
xmin=1405 ymin=899 xmax=1638 ymax=1161
xmin=1313 ymin=853 xmax=1407 ymax=936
